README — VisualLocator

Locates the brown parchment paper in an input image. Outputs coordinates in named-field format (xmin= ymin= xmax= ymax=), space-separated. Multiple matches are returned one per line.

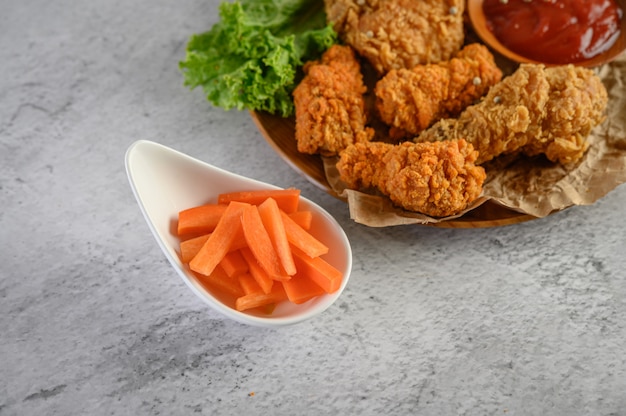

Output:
xmin=324 ymin=53 xmax=626 ymax=227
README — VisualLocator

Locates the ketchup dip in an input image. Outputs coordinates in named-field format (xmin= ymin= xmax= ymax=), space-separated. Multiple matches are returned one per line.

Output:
xmin=483 ymin=0 xmax=623 ymax=64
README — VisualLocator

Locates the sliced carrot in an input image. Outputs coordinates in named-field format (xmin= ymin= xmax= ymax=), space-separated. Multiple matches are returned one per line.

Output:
xmin=235 ymin=282 xmax=288 ymax=312
xmin=282 ymin=272 xmax=326 ymax=305
xmin=258 ymin=198 xmax=297 ymax=276
xmin=291 ymin=246 xmax=343 ymax=294
xmin=220 ymin=250 xmax=248 ymax=278
xmin=280 ymin=210 xmax=329 ymax=258
xmin=180 ymin=233 xmax=210 ymax=263
xmin=179 ymin=212 xmax=246 ymax=258
xmin=240 ymin=247 xmax=274 ymax=294
xmin=177 ymin=204 xmax=227 ymax=236
xmin=228 ymin=225 xmax=248 ymax=252
xmin=195 ymin=265 xmax=244 ymax=298
xmin=189 ymin=201 xmax=249 ymax=276
xmin=241 ymin=204 xmax=289 ymax=280
xmin=238 ymin=273 xmax=263 ymax=295
xmin=218 ymin=189 xmax=301 ymax=214
xmin=177 ymin=187 xmax=340 ymax=314
xmin=288 ymin=210 xmax=313 ymax=230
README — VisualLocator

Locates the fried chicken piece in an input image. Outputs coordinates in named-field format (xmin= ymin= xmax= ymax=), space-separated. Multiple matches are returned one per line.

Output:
xmin=324 ymin=0 xmax=465 ymax=74
xmin=336 ymin=139 xmax=486 ymax=217
xmin=523 ymin=65 xmax=609 ymax=163
xmin=415 ymin=64 xmax=608 ymax=165
xmin=375 ymin=43 xmax=503 ymax=139
xmin=293 ymin=45 xmax=374 ymax=156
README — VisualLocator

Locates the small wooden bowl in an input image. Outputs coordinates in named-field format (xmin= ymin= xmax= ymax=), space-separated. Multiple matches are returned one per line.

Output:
xmin=468 ymin=0 xmax=626 ymax=67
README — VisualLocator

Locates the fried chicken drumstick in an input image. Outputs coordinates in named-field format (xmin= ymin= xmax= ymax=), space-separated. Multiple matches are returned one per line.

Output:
xmin=375 ymin=43 xmax=503 ymax=139
xmin=336 ymin=139 xmax=486 ymax=217
xmin=293 ymin=44 xmax=374 ymax=156
xmin=415 ymin=64 xmax=608 ymax=165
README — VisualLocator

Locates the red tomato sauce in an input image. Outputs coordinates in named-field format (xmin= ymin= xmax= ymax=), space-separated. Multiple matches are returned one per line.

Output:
xmin=483 ymin=0 xmax=623 ymax=64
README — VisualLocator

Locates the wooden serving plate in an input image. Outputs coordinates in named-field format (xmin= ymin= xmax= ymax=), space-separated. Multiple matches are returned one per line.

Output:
xmin=250 ymin=110 xmax=537 ymax=228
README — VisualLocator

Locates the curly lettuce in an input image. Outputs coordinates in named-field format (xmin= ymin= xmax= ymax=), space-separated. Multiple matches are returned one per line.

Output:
xmin=179 ymin=0 xmax=337 ymax=117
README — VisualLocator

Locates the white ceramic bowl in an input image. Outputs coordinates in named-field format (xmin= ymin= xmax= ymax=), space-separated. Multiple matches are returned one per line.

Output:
xmin=125 ymin=140 xmax=352 ymax=327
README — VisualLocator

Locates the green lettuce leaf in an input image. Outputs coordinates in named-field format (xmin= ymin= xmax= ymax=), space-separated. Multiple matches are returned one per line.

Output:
xmin=179 ymin=0 xmax=337 ymax=117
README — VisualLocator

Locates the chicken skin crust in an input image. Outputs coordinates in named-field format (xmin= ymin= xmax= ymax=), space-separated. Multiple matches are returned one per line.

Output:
xmin=293 ymin=44 xmax=374 ymax=156
xmin=324 ymin=0 xmax=465 ymax=74
xmin=336 ymin=139 xmax=486 ymax=217
xmin=415 ymin=64 xmax=608 ymax=165
xmin=375 ymin=43 xmax=503 ymax=139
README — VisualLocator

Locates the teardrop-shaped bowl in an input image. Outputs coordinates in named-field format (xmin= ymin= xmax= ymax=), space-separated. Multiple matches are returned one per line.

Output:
xmin=125 ymin=140 xmax=352 ymax=327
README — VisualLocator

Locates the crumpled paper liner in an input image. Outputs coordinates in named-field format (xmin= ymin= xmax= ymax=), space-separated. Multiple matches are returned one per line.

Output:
xmin=324 ymin=53 xmax=626 ymax=227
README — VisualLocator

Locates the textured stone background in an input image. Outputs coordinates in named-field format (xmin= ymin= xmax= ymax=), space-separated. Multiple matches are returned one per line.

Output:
xmin=1 ymin=0 xmax=625 ymax=415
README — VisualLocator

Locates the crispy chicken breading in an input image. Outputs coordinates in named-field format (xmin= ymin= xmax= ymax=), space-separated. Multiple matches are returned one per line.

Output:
xmin=415 ymin=64 xmax=609 ymax=165
xmin=293 ymin=44 xmax=374 ymax=156
xmin=324 ymin=0 xmax=465 ymax=74
xmin=336 ymin=139 xmax=486 ymax=217
xmin=375 ymin=43 xmax=503 ymax=140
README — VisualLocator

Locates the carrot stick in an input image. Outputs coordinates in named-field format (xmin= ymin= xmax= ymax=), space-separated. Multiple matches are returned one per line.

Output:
xmin=180 ymin=229 xmax=245 ymax=264
xmin=195 ymin=265 xmax=244 ymax=298
xmin=291 ymin=246 xmax=343 ymax=294
xmin=238 ymin=273 xmax=263 ymax=295
xmin=177 ymin=204 xmax=227 ymax=236
xmin=189 ymin=201 xmax=249 ymax=276
xmin=235 ymin=282 xmax=287 ymax=312
xmin=288 ymin=210 xmax=313 ymax=230
xmin=258 ymin=198 xmax=297 ymax=276
xmin=280 ymin=210 xmax=329 ymax=258
xmin=218 ymin=189 xmax=300 ymax=214
xmin=240 ymin=247 xmax=274 ymax=294
xmin=228 ymin=225 xmax=248 ymax=252
xmin=220 ymin=250 xmax=248 ymax=278
xmin=179 ymin=233 xmax=211 ymax=263
xmin=241 ymin=204 xmax=289 ymax=280
xmin=282 ymin=272 xmax=326 ymax=304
